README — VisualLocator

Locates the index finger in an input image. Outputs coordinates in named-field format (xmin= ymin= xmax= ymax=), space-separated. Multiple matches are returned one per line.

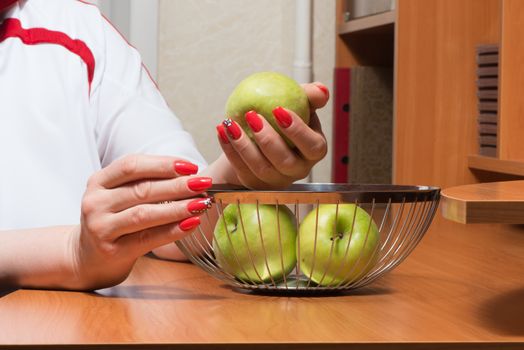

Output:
xmin=91 ymin=154 xmax=199 ymax=189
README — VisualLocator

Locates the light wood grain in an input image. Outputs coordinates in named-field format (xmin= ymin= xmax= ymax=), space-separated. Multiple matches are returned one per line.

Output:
xmin=498 ymin=0 xmax=524 ymax=160
xmin=1 ymin=217 xmax=524 ymax=349
xmin=441 ymin=180 xmax=524 ymax=223
xmin=394 ymin=0 xmax=501 ymax=188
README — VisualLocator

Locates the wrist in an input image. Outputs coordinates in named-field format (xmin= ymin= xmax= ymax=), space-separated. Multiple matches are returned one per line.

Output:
xmin=70 ymin=226 xmax=136 ymax=291
xmin=203 ymin=154 xmax=241 ymax=186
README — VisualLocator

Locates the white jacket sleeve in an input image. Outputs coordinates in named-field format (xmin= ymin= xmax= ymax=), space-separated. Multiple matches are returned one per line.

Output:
xmin=91 ymin=15 xmax=207 ymax=170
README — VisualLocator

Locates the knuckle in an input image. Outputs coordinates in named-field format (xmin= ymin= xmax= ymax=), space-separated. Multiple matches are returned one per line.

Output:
xmin=81 ymin=193 xmax=99 ymax=217
xmin=137 ymin=229 xmax=153 ymax=247
xmin=176 ymin=202 xmax=192 ymax=218
xmin=86 ymin=173 xmax=99 ymax=188
xmin=233 ymin=141 xmax=251 ymax=155
xmin=254 ymin=163 xmax=275 ymax=180
xmin=255 ymin=134 xmax=273 ymax=149
xmin=98 ymin=241 xmax=119 ymax=258
xmin=130 ymin=206 xmax=150 ymax=226
xmin=169 ymin=177 xmax=185 ymax=196
xmin=83 ymin=217 xmax=107 ymax=237
xmin=132 ymin=180 xmax=152 ymax=201
xmin=120 ymin=154 xmax=140 ymax=176
xmin=296 ymin=167 xmax=311 ymax=180
xmin=280 ymin=156 xmax=298 ymax=172
xmin=284 ymin=124 xmax=303 ymax=139
xmin=308 ymin=140 xmax=328 ymax=160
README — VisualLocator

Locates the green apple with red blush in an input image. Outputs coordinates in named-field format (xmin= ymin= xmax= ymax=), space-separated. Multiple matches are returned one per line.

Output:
xmin=225 ymin=71 xmax=310 ymax=146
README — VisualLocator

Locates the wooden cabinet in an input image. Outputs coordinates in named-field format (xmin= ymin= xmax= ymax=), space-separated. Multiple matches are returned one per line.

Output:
xmin=335 ymin=0 xmax=524 ymax=189
xmin=335 ymin=1 xmax=395 ymax=184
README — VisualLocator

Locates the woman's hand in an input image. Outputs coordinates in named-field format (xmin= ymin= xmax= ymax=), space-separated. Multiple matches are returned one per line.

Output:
xmin=213 ymin=82 xmax=329 ymax=189
xmin=71 ymin=154 xmax=212 ymax=289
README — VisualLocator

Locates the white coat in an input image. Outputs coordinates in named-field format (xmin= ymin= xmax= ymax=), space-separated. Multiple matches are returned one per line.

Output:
xmin=0 ymin=0 xmax=206 ymax=229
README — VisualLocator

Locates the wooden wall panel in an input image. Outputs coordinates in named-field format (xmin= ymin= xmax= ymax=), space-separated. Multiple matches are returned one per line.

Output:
xmin=394 ymin=0 xmax=501 ymax=188
xmin=498 ymin=0 xmax=524 ymax=160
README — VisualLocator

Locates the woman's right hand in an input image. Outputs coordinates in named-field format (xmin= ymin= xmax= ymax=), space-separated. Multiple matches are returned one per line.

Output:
xmin=71 ymin=154 xmax=212 ymax=290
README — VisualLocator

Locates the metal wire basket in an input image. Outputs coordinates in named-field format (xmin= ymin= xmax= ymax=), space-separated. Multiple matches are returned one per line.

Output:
xmin=176 ymin=183 xmax=440 ymax=294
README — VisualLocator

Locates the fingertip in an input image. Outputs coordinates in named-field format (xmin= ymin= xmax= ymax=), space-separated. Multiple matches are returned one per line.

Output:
xmin=179 ymin=216 xmax=201 ymax=231
xmin=245 ymin=110 xmax=264 ymax=133
xmin=223 ymin=118 xmax=242 ymax=140
xmin=302 ymin=82 xmax=329 ymax=109
xmin=272 ymin=106 xmax=293 ymax=128
xmin=313 ymin=82 xmax=330 ymax=100
xmin=174 ymin=161 xmax=198 ymax=176
xmin=216 ymin=124 xmax=230 ymax=144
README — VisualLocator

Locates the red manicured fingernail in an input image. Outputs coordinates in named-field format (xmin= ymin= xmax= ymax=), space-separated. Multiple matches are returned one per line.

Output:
xmin=187 ymin=177 xmax=212 ymax=192
xmin=216 ymin=124 xmax=230 ymax=144
xmin=174 ymin=161 xmax=198 ymax=175
xmin=245 ymin=110 xmax=263 ymax=133
xmin=187 ymin=197 xmax=213 ymax=214
xmin=315 ymin=83 xmax=329 ymax=98
xmin=223 ymin=118 xmax=242 ymax=140
xmin=272 ymin=107 xmax=292 ymax=128
xmin=179 ymin=216 xmax=201 ymax=231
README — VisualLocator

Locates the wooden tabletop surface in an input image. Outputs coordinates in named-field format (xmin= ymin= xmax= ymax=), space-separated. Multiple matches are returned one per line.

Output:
xmin=1 ymin=216 xmax=524 ymax=349
xmin=441 ymin=180 xmax=524 ymax=224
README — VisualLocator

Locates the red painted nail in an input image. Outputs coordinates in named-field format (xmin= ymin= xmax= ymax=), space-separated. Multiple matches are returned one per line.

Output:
xmin=216 ymin=124 xmax=230 ymax=144
xmin=187 ymin=177 xmax=212 ymax=192
xmin=245 ymin=110 xmax=263 ymax=133
xmin=187 ymin=197 xmax=213 ymax=214
xmin=174 ymin=161 xmax=198 ymax=175
xmin=179 ymin=216 xmax=201 ymax=231
xmin=315 ymin=83 xmax=329 ymax=98
xmin=272 ymin=107 xmax=292 ymax=128
xmin=223 ymin=118 xmax=242 ymax=140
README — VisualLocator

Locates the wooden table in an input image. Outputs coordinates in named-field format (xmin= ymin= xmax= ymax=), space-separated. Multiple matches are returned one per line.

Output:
xmin=1 ymin=216 xmax=524 ymax=349
xmin=442 ymin=180 xmax=524 ymax=224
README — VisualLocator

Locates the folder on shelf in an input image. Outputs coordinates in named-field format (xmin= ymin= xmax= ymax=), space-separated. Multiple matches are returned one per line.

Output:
xmin=331 ymin=67 xmax=351 ymax=183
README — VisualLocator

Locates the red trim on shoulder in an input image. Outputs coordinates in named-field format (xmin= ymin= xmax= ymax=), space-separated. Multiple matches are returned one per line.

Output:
xmin=0 ymin=18 xmax=95 ymax=94
xmin=99 ymin=13 xmax=160 ymax=90
xmin=75 ymin=0 xmax=95 ymax=6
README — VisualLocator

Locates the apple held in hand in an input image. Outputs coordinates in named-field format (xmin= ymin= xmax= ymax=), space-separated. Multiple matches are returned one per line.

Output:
xmin=225 ymin=71 xmax=310 ymax=146
xmin=298 ymin=204 xmax=380 ymax=286
xmin=213 ymin=203 xmax=297 ymax=283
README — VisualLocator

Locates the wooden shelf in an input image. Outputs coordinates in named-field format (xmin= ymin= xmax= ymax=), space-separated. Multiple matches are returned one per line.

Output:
xmin=441 ymin=180 xmax=524 ymax=224
xmin=468 ymin=155 xmax=524 ymax=177
xmin=337 ymin=10 xmax=395 ymax=35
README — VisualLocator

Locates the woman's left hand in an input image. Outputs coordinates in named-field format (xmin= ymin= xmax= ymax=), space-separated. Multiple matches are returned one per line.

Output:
xmin=213 ymin=82 xmax=329 ymax=189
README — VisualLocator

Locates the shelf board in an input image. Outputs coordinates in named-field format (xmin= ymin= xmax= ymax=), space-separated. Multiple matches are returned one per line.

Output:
xmin=468 ymin=155 xmax=524 ymax=177
xmin=338 ymin=10 xmax=395 ymax=35
xmin=441 ymin=180 xmax=524 ymax=224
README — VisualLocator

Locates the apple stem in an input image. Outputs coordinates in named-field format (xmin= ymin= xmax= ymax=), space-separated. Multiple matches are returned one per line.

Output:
xmin=330 ymin=233 xmax=344 ymax=241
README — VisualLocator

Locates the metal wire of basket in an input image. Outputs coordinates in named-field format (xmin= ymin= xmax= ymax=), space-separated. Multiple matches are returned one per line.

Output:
xmin=176 ymin=183 xmax=440 ymax=294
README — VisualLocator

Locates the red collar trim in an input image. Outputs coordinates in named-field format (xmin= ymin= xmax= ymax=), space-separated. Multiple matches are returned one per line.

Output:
xmin=0 ymin=0 xmax=17 ymax=12
xmin=0 ymin=17 xmax=95 ymax=94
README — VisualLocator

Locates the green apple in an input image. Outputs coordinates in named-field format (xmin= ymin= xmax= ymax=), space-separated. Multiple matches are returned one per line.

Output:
xmin=225 ymin=71 xmax=310 ymax=146
xmin=213 ymin=203 xmax=297 ymax=283
xmin=298 ymin=204 xmax=380 ymax=286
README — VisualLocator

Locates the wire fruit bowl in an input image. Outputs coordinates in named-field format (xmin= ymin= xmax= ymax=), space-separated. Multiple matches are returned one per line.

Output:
xmin=176 ymin=183 xmax=440 ymax=294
